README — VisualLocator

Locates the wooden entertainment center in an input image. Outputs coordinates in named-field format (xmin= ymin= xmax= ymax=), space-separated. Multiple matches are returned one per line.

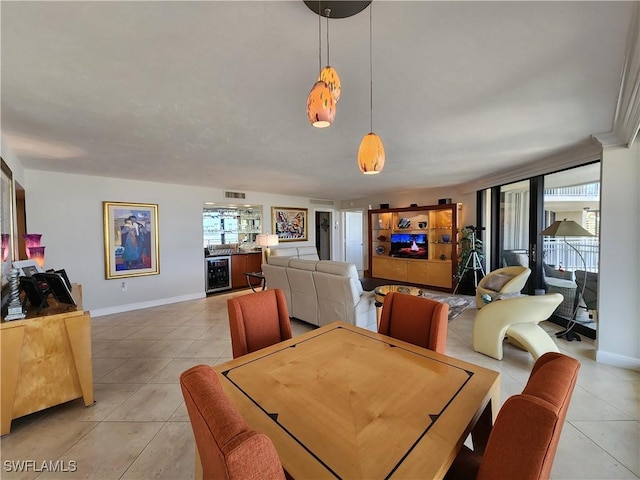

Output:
xmin=368 ymin=203 xmax=459 ymax=291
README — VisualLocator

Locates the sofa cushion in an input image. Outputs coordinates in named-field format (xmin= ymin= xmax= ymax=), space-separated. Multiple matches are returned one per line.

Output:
xmin=270 ymin=247 xmax=298 ymax=258
xmin=297 ymin=246 xmax=320 ymax=261
xmin=316 ymin=260 xmax=363 ymax=295
xmin=267 ymin=256 xmax=291 ymax=267
xmin=288 ymin=259 xmax=318 ymax=271
xmin=483 ymin=273 xmax=514 ymax=292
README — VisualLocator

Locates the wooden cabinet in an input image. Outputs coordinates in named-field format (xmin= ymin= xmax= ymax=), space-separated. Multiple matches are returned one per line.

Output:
xmin=368 ymin=204 xmax=459 ymax=291
xmin=1 ymin=284 xmax=93 ymax=436
xmin=231 ymin=252 xmax=263 ymax=289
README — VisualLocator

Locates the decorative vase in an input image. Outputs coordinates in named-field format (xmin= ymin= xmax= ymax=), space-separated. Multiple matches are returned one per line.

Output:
xmin=442 ymin=234 xmax=451 ymax=243
xmin=1 ymin=233 xmax=9 ymax=262
xmin=23 ymin=233 xmax=43 ymax=258
xmin=23 ymin=233 xmax=42 ymax=247
xmin=28 ymin=246 xmax=46 ymax=268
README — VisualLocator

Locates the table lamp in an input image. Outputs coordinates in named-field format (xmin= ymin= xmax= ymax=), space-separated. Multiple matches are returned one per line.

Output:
xmin=539 ymin=219 xmax=593 ymax=341
xmin=257 ymin=233 xmax=279 ymax=263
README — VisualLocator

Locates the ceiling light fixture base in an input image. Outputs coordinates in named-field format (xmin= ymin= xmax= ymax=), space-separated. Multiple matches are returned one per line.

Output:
xmin=303 ymin=1 xmax=371 ymax=19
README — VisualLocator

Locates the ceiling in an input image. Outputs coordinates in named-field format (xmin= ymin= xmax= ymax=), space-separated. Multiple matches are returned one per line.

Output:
xmin=1 ymin=1 xmax=634 ymax=201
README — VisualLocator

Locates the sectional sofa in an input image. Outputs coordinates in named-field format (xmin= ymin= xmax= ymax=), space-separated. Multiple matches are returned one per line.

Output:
xmin=261 ymin=249 xmax=377 ymax=331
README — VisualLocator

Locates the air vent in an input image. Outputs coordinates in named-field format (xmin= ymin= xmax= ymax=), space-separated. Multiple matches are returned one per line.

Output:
xmin=309 ymin=198 xmax=335 ymax=206
xmin=224 ymin=191 xmax=246 ymax=199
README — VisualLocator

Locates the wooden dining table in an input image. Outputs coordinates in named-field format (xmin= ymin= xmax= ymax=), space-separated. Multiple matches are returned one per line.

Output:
xmin=214 ymin=321 xmax=500 ymax=479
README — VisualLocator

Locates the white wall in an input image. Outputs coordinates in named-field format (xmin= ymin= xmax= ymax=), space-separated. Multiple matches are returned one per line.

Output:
xmin=23 ymin=170 xmax=332 ymax=316
xmin=597 ymin=142 xmax=640 ymax=369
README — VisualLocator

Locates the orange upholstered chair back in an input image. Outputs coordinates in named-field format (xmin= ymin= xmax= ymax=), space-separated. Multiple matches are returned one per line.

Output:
xmin=476 ymin=352 xmax=580 ymax=480
xmin=227 ymin=289 xmax=293 ymax=359
xmin=180 ymin=364 xmax=286 ymax=480
xmin=378 ymin=292 xmax=449 ymax=354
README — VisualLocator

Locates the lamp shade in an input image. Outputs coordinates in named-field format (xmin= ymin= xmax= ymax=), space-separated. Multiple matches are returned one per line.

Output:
xmin=540 ymin=220 xmax=593 ymax=237
xmin=307 ymin=80 xmax=335 ymax=128
xmin=358 ymin=132 xmax=385 ymax=174
xmin=319 ymin=66 xmax=341 ymax=103
xmin=257 ymin=234 xmax=279 ymax=247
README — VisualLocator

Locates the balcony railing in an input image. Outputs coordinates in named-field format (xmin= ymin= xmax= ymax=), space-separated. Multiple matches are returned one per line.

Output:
xmin=542 ymin=237 xmax=599 ymax=272
xmin=544 ymin=183 xmax=600 ymax=198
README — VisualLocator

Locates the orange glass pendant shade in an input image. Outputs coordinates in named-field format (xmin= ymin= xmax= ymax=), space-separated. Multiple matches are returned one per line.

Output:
xmin=307 ymin=80 xmax=336 ymax=128
xmin=358 ymin=132 xmax=385 ymax=174
xmin=319 ymin=66 xmax=341 ymax=103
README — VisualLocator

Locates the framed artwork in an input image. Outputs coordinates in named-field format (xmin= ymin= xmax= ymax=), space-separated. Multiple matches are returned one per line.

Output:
xmin=12 ymin=259 xmax=44 ymax=277
xmin=103 ymin=202 xmax=159 ymax=279
xmin=272 ymin=207 xmax=308 ymax=242
xmin=1 ymin=158 xmax=14 ymax=286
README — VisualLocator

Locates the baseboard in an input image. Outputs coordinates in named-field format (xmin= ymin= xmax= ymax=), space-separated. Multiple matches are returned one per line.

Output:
xmin=90 ymin=292 xmax=206 ymax=317
xmin=595 ymin=350 xmax=640 ymax=371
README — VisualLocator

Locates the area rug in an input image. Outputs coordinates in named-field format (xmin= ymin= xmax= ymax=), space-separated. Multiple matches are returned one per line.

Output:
xmin=418 ymin=292 xmax=476 ymax=322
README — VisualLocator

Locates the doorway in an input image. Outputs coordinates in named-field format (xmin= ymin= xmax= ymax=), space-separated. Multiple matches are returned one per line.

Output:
xmin=315 ymin=211 xmax=332 ymax=260
xmin=344 ymin=211 xmax=364 ymax=272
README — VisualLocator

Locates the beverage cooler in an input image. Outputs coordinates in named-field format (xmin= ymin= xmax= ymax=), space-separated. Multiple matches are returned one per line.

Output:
xmin=205 ymin=256 xmax=232 ymax=293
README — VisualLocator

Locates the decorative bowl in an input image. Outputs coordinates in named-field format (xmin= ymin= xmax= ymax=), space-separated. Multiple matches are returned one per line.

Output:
xmin=375 ymin=245 xmax=386 ymax=255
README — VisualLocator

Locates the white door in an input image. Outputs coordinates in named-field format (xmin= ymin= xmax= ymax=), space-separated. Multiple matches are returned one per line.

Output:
xmin=345 ymin=211 xmax=364 ymax=271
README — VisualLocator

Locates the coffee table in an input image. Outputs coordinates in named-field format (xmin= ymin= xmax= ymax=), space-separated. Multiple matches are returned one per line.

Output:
xmin=374 ymin=284 xmax=424 ymax=325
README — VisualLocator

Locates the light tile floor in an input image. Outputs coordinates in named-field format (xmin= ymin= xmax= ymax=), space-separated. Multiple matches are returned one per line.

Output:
xmin=1 ymin=289 xmax=638 ymax=479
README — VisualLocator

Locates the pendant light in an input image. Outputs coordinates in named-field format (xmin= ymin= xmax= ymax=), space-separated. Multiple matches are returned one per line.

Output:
xmin=307 ymin=6 xmax=335 ymax=128
xmin=358 ymin=3 xmax=385 ymax=174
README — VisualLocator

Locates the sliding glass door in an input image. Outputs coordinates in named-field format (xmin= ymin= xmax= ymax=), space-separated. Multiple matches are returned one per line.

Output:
xmin=499 ymin=180 xmax=530 ymax=270
xmin=482 ymin=162 xmax=600 ymax=339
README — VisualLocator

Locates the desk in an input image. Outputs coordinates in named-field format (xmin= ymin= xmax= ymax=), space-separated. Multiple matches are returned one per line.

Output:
xmin=0 ymin=284 xmax=93 ymax=436
xmin=214 ymin=321 xmax=500 ymax=479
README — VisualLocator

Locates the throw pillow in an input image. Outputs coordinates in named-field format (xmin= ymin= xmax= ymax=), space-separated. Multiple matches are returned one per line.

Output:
xmin=483 ymin=273 xmax=514 ymax=292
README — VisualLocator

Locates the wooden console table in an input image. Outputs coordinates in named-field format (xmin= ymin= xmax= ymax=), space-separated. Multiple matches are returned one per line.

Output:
xmin=0 ymin=283 xmax=94 ymax=436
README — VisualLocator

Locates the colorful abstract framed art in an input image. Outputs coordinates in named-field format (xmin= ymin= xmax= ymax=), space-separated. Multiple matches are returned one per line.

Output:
xmin=272 ymin=207 xmax=308 ymax=242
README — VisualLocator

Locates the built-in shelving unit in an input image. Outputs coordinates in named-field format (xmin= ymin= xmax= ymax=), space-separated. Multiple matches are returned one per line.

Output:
xmin=203 ymin=205 xmax=262 ymax=248
xmin=368 ymin=203 xmax=459 ymax=291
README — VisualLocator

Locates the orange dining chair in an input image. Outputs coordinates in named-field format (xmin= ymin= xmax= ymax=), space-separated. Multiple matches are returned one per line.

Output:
xmin=180 ymin=364 xmax=286 ymax=480
xmin=377 ymin=292 xmax=449 ymax=354
xmin=445 ymin=352 xmax=580 ymax=480
xmin=227 ymin=288 xmax=293 ymax=358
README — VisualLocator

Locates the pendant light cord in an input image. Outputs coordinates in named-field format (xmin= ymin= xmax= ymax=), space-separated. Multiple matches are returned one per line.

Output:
xmin=369 ymin=3 xmax=373 ymax=132
xmin=318 ymin=1 xmax=322 ymax=74
xmin=325 ymin=8 xmax=331 ymax=66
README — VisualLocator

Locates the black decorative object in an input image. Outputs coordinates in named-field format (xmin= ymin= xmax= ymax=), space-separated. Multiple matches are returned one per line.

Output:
xmin=438 ymin=198 xmax=452 ymax=205
xmin=303 ymin=1 xmax=371 ymax=18
xmin=19 ymin=276 xmax=48 ymax=313
xmin=34 ymin=272 xmax=76 ymax=306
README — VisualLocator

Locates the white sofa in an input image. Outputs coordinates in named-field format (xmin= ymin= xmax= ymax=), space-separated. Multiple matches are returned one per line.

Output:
xmin=261 ymin=257 xmax=377 ymax=331
xmin=269 ymin=246 xmax=320 ymax=261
